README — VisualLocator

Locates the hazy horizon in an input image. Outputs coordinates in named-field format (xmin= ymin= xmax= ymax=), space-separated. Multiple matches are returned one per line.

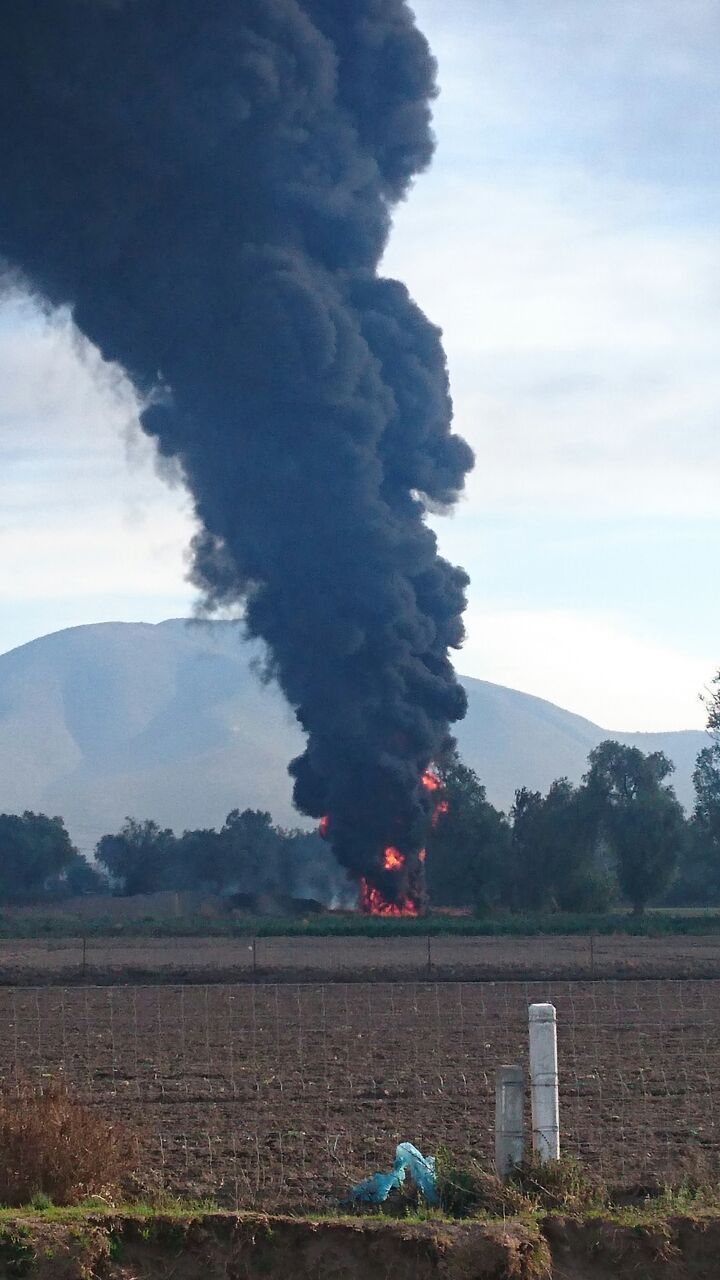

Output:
xmin=0 ymin=614 xmax=709 ymax=737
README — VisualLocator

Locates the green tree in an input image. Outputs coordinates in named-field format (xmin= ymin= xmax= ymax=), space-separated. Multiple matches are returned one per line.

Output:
xmin=697 ymin=672 xmax=720 ymax=865
xmin=174 ymin=811 xmax=285 ymax=895
xmin=695 ymin=745 xmax=720 ymax=844
xmin=703 ymin=670 xmax=720 ymax=742
xmin=95 ymin=818 xmax=176 ymax=894
xmin=665 ymin=793 xmax=714 ymax=905
xmin=174 ymin=827 xmax=225 ymax=891
xmin=584 ymin=740 xmax=685 ymax=913
xmin=508 ymin=787 xmax=547 ymax=911
xmin=676 ymin=671 xmax=720 ymax=903
xmin=0 ymin=812 xmax=79 ymax=903
xmin=217 ymin=809 xmax=283 ymax=893
xmin=425 ymin=751 xmax=510 ymax=910
xmin=508 ymin=779 xmax=611 ymax=912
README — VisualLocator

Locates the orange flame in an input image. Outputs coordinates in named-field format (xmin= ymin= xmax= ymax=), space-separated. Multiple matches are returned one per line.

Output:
xmin=359 ymin=878 xmax=418 ymax=917
xmin=421 ymin=770 xmax=442 ymax=793
xmin=359 ymin=846 xmax=415 ymax=915
xmin=324 ymin=767 xmax=448 ymax=917
xmin=422 ymin=768 xmax=448 ymax=829
xmin=431 ymin=798 xmax=449 ymax=828
xmin=383 ymin=846 xmax=404 ymax=872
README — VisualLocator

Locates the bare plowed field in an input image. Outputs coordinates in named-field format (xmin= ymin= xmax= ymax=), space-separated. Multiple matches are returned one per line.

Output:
xmin=2 ymin=932 xmax=720 ymax=984
xmin=1 ymin=979 xmax=718 ymax=1207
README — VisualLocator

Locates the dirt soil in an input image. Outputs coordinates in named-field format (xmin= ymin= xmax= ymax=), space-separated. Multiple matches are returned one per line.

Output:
xmin=0 ymin=1213 xmax=549 ymax=1280
xmin=545 ymin=1213 xmax=720 ymax=1279
xmin=2 ymin=933 xmax=720 ymax=984
xmin=8 ymin=1212 xmax=720 ymax=1280
xmin=0 ymin=979 xmax=718 ymax=1206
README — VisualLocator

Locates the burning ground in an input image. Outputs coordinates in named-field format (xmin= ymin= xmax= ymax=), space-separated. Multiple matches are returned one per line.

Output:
xmin=323 ymin=768 xmax=449 ymax=917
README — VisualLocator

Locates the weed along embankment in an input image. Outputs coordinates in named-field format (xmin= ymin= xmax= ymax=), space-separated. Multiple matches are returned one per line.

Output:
xmin=5 ymin=1211 xmax=720 ymax=1279
xmin=0 ymin=1214 xmax=545 ymax=1280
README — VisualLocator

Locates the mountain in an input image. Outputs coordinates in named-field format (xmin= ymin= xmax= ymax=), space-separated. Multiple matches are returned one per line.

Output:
xmin=0 ymin=620 xmax=706 ymax=853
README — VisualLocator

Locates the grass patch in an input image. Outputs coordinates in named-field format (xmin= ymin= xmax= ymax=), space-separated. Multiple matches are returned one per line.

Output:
xmin=435 ymin=1148 xmax=534 ymax=1219
xmin=435 ymin=1151 xmax=606 ymax=1219
xmin=509 ymin=1157 xmax=606 ymax=1213
xmin=3 ymin=909 xmax=720 ymax=940
xmin=0 ymin=1181 xmax=719 ymax=1231
xmin=0 ymin=1197 xmax=222 ymax=1223
xmin=595 ymin=1179 xmax=720 ymax=1227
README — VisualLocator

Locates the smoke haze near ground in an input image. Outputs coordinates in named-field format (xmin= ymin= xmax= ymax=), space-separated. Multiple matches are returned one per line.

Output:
xmin=0 ymin=1 xmax=473 ymax=897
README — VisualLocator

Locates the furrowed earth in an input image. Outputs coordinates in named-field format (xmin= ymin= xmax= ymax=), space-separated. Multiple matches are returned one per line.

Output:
xmin=0 ymin=969 xmax=718 ymax=1206
xmin=1 ymin=931 xmax=720 ymax=984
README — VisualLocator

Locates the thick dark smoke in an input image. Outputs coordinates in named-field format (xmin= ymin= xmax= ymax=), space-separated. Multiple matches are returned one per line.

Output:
xmin=0 ymin=0 xmax=473 ymax=903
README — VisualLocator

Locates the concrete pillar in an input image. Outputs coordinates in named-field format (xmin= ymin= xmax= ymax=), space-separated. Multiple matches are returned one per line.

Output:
xmin=495 ymin=1064 xmax=525 ymax=1177
xmin=529 ymin=1002 xmax=560 ymax=1162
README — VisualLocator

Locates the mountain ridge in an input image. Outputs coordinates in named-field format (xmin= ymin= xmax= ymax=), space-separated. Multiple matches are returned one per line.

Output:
xmin=0 ymin=620 xmax=705 ymax=853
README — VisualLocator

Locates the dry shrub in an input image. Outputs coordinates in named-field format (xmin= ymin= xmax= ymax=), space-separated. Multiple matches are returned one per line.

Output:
xmin=0 ymin=1078 xmax=135 ymax=1206
xmin=509 ymin=1156 xmax=606 ymax=1213
xmin=436 ymin=1148 xmax=605 ymax=1219
xmin=435 ymin=1147 xmax=534 ymax=1218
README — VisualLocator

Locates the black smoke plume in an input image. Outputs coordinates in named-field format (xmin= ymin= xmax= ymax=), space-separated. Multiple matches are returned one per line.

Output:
xmin=0 ymin=0 xmax=473 ymax=905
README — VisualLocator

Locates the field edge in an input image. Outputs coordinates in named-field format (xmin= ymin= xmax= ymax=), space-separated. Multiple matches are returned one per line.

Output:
xmin=4 ymin=908 xmax=720 ymax=940
xmin=4 ymin=1208 xmax=720 ymax=1278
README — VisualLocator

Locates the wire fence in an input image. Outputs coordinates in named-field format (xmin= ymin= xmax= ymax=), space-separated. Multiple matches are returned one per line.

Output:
xmin=3 ymin=933 xmax=720 ymax=983
xmin=0 ymin=979 xmax=719 ymax=1206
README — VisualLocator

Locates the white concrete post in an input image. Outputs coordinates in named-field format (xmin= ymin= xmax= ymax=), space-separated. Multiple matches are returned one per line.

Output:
xmin=528 ymin=1002 xmax=560 ymax=1162
xmin=495 ymin=1064 xmax=525 ymax=1177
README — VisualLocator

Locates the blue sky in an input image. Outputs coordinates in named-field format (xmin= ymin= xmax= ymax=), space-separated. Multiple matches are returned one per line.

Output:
xmin=1 ymin=0 xmax=718 ymax=730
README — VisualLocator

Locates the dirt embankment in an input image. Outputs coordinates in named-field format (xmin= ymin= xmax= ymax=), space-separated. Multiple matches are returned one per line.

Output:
xmin=0 ymin=1215 xmax=545 ymax=1280
xmin=5 ymin=1213 xmax=720 ymax=1280
xmin=544 ymin=1214 xmax=720 ymax=1279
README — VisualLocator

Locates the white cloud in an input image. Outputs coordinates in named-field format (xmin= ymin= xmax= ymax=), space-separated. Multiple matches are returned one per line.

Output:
xmin=384 ymin=0 xmax=720 ymax=525
xmin=382 ymin=1 xmax=720 ymax=732
xmin=384 ymin=173 xmax=720 ymax=518
xmin=0 ymin=299 xmax=196 ymax=623
xmin=460 ymin=606 xmax=711 ymax=732
xmin=0 ymin=514 xmax=191 ymax=601
xmin=413 ymin=0 xmax=720 ymax=184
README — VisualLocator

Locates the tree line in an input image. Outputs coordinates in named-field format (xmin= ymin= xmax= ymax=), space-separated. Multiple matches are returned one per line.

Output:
xmin=1 ymin=672 xmax=718 ymax=914
xmin=0 ymin=810 xmax=349 ymax=907
xmin=428 ymin=672 xmax=720 ymax=914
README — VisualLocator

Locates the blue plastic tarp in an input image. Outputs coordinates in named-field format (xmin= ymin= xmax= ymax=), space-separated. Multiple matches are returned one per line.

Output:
xmin=348 ymin=1142 xmax=438 ymax=1207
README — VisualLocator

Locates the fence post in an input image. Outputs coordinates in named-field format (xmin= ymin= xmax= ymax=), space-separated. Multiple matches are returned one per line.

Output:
xmin=495 ymin=1065 xmax=525 ymax=1177
xmin=81 ymin=936 xmax=87 ymax=980
xmin=426 ymin=934 xmax=432 ymax=978
xmin=528 ymin=1002 xmax=560 ymax=1162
